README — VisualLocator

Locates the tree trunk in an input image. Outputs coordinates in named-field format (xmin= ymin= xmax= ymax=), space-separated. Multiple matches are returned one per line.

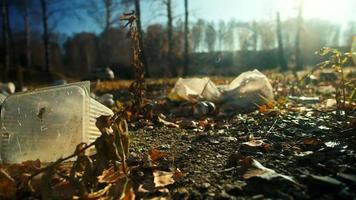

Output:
xmin=1 ymin=0 xmax=10 ymax=81
xmin=276 ymin=12 xmax=287 ymax=71
xmin=134 ymin=0 xmax=149 ymax=77
xmin=40 ymin=0 xmax=51 ymax=75
xmin=166 ymin=0 xmax=177 ymax=77
xmin=182 ymin=0 xmax=189 ymax=77
xmin=103 ymin=0 xmax=112 ymax=66
xmin=25 ymin=0 xmax=31 ymax=69
xmin=295 ymin=0 xmax=303 ymax=70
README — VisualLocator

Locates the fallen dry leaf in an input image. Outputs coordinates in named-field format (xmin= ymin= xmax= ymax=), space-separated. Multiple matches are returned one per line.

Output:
xmin=149 ymin=149 xmax=167 ymax=162
xmin=98 ymin=166 xmax=126 ymax=184
xmin=52 ymin=180 xmax=78 ymax=199
xmin=108 ymin=176 xmax=135 ymax=200
xmin=241 ymin=157 xmax=296 ymax=184
xmin=83 ymin=184 xmax=112 ymax=199
xmin=153 ymin=170 xmax=175 ymax=188
xmin=241 ymin=140 xmax=270 ymax=152
xmin=0 ymin=168 xmax=16 ymax=199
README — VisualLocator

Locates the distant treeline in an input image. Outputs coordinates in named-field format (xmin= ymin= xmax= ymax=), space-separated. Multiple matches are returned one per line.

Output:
xmin=0 ymin=0 xmax=355 ymax=82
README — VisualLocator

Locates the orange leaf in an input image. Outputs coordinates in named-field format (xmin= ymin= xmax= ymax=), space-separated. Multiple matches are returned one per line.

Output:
xmin=149 ymin=149 xmax=167 ymax=162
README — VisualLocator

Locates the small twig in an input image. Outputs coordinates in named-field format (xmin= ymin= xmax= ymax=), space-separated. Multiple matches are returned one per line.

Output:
xmin=212 ymin=167 xmax=236 ymax=173
xmin=265 ymin=119 xmax=278 ymax=136
xmin=26 ymin=140 xmax=97 ymax=189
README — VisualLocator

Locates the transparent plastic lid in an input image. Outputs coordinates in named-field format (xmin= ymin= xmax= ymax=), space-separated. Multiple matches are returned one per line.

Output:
xmin=0 ymin=81 xmax=113 ymax=163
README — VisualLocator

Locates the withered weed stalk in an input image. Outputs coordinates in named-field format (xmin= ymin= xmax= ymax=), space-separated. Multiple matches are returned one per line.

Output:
xmin=312 ymin=47 xmax=354 ymax=114
xmin=120 ymin=11 xmax=146 ymax=120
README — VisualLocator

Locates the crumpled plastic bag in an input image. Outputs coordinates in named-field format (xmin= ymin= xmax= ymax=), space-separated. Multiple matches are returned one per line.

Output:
xmin=219 ymin=69 xmax=274 ymax=112
xmin=168 ymin=77 xmax=221 ymax=101
xmin=168 ymin=69 xmax=274 ymax=112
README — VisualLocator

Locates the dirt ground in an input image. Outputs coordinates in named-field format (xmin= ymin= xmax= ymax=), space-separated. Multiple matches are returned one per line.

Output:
xmin=102 ymin=71 xmax=356 ymax=199
xmin=0 ymin=70 xmax=355 ymax=200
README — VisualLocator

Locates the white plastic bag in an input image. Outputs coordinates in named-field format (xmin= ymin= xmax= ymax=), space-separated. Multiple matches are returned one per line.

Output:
xmin=219 ymin=69 xmax=274 ymax=112
xmin=168 ymin=77 xmax=221 ymax=101
xmin=168 ymin=69 xmax=274 ymax=113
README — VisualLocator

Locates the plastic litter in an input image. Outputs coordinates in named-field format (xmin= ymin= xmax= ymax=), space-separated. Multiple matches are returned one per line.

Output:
xmin=193 ymin=101 xmax=216 ymax=117
xmin=97 ymin=93 xmax=115 ymax=108
xmin=0 ymin=81 xmax=113 ymax=163
xmin=168 ymin=69 xmax=274 ymax=112
xmin=219 ymin=70 xmax=274 ymax=112
xmin=0 ymin=82 xmax=15 ymax=95
xmin=168 ymin=77 xmax=221 ymax=101
xmin=288 ymin=96 xmax=320 ymax=104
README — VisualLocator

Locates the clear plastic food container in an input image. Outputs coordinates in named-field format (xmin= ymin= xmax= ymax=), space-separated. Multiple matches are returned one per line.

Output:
xmin=0 ymin=81 xmax=113 ymax=163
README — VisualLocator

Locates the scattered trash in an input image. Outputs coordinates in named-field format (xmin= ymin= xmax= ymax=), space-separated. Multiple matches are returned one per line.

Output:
xmin=169 ymin=69 xmax=274 ymax=113
xmin=304 ymin=74 xmax=318 ymax=85
xmin=0 ymin=81 xmax=113 ymax=163
xmin=325 ymin=98 xmax=337 ymax=108
xmin=0 ymin=82 xmax=15 ymax=95
xmin=83 ymin=67 xmax=115 ymax=81
xmin=219 ymin=70 xmax=274 ymax=112
xmin=193 ymin=101 xmax=216 ymax=117
xmin=168 ymin=77 xmax=221 ymax=101
xmin=288 ymin=96 xmax=320 ymax=104
xmin=97 ymin=93 xmax=115 ymax=108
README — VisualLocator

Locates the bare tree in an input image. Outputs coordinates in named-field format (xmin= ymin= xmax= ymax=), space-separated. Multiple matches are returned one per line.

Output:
xmin=40 ymin=0 xmax=51 ymax=75
xmin=295 ymin=0 xmax=303 ymax=70
xmin=182 ymin=0 xmax=189 ymax=77
xmin=224 ymin=20 xmax=235 ymax=51
xmin=191 ymin=19 xmax=205 ymax=52
xmin=87 ymin=0 xmax=121 ymax=67
xmin=217 ymin=20 xmax=226 ymax=51
xmin=164 ymin=0 xmax=177 ymax=76
xmin=13 ymin=0 xmax=31 ymax=69
xmin=205 ymin=22 xmax=216 ymax=52
xmin=1 ymin=0 xmax=11 ymax=81
xmin=276 ymin=12 xmax=287 ymax=71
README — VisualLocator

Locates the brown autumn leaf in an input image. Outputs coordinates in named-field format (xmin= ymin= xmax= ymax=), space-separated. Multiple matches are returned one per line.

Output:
xmin=153 ymin=170 xmax=175 ymax=188
xmin=82 ymin=184 xmax=112 ymax=200
xmin=241 ymin=157 xmax=296 ymax=184
xmin=51 ymin=180 xmax=78 ymax=200
xmin=97 ymin=166 xmax=126 ymax=184
xmin=22 ymin=159 xmax=41 ymax=171
xmin=301 ymin=138 xmax=325 ymax=151
xmin=149 ymin=149 xmax=167 ymax=162
xmin=241 ymin=140 xmax=270 ymax=152
xmin=0 ymin=168 xmax=16 ymax=199
xmin=108 ymin=176 xmax=135 ymax=200
xmin=303 ymin=138 xmax=323 ymax=145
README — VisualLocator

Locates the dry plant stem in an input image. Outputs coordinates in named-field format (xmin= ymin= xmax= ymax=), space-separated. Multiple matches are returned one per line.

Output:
xmin=26 ymin=140 xmax=97 ymax=190
xmin=120 ymin=11 xmax=145 ymax=118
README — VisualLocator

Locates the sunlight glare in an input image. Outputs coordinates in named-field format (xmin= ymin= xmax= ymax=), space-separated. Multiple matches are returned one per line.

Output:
xmin=303 ymin=0 xmax=350 ymax=23
xmin=274 ymin=0 xmax=353 ymax=23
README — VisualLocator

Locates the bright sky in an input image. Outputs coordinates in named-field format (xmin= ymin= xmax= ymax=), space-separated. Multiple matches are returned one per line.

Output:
xmin=141 ymin=0 xmax=356 ymax=24
xmin=55 ymin=0 xmax=356 ymax=35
